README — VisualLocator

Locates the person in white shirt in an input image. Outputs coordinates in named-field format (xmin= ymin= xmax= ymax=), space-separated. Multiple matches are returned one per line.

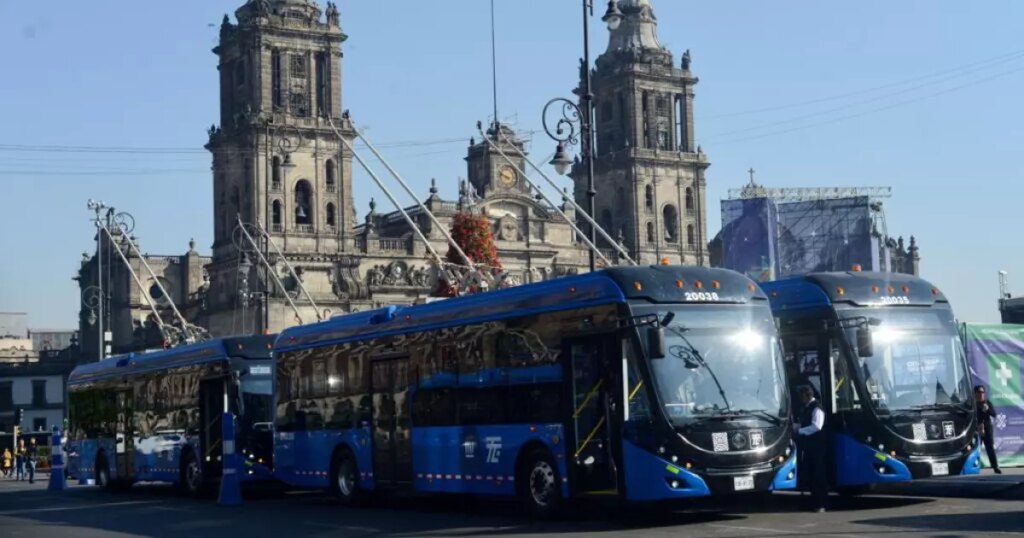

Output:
xmin=796 ymin=385 xmax=828 ymax=512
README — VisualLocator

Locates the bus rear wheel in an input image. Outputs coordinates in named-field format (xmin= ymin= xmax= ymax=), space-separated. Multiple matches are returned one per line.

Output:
xmin=519 ymin=448 xmax=562 ymax=519
xmin=331 ymin=451 xmax=363 ymax=506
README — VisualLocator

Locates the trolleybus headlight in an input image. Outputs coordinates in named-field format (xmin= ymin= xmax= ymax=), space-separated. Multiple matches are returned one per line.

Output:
xmin=785 ymin=446 xmax=792 ymax=457
xmin=671 ymin=480 xmax=680 ymax=489
xmin=787 ymin=471 xmax=795 ymax=481
xmin=777 ymin=455 xmax=785 ymax=463
xmin=671 ymin=455 xmax=678 ymax=463
xmin=878 ymin=444 xmax=885 ymax=452
xmin=685 ymin=462 xmax=693 ymax=470
xmin=658 ymin=446 xmax=666 ymax=455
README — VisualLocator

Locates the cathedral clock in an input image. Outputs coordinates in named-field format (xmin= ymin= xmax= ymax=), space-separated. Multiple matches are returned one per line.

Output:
xmin=498 ymin=165 xmax=517 ymax=189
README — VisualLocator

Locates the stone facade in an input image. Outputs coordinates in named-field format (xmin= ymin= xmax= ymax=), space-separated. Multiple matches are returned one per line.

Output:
xmin=75 ymin=0 xmax=709 ymax=350
xmin=581 ymin=0 xmax=709 ymax=266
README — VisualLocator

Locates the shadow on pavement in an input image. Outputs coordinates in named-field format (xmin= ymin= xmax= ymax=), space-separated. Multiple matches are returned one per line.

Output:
xmin=855 ymin=509 xmax=1024 ymax=535
xmin=0 ymin=484 xmax=751 ymax=537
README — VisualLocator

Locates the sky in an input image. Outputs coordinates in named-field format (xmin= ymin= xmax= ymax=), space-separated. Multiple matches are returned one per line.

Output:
xmin=0 ymin=0 xmax=1022 ymax=329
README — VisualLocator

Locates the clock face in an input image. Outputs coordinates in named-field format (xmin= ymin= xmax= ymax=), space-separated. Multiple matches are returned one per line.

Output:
xmin=499 ymin=166 xmax=516 ymax=188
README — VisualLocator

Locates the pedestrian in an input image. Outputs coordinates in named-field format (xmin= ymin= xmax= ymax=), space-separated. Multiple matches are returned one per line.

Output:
xmin=975 ymin=385 xmax=1002 ymax=474
xmin=795 ymin=385 xmax=828 ymax=512
xmin=1 ymin=447 xmax=10 ymax=478
xmin=14 ymin=439 xmax=26 ymax=481
xmin=26 ymin=437 xmax=39 ymax=484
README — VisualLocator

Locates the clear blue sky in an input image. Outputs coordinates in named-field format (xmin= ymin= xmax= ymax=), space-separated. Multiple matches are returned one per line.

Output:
xmin=1 ymin=0 xmax=1021 ymax=329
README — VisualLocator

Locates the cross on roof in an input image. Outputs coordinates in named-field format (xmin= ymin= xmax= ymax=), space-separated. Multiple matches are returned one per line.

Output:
xmin=748 ymin=168 xmax=756 ymax=185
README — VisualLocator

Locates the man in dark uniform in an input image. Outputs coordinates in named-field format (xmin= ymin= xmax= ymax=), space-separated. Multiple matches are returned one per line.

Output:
xmin=975 ymin=385 xmax=1002 ymax=474
xmin=796 ymin=385 xmax=828 ymax=512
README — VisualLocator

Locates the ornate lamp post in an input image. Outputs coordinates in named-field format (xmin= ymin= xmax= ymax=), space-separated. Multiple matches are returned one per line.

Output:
xmin=542 ymin=0 xmax=622 ymax=273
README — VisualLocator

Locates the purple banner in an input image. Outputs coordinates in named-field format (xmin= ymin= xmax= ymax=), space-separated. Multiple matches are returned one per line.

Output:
xmin=965 ymin=323 xmax=1024 ymax=467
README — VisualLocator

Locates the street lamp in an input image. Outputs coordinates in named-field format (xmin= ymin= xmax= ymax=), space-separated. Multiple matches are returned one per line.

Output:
xmin=540 ymin=0 xmax=621 ymax=273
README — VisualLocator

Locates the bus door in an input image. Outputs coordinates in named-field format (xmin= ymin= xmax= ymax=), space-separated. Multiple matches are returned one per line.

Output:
xmin=780 ymin=327 xmax=832 ymax=487
xmin=114 ymin=390 xmax=135 ymax=481
xmin=371 ymin=357 xmax=413 ymax=485
xmin=565 ymin=335 xmax=620 ymax=496
xmin=199 ymin=378 xmax=226 ymax=476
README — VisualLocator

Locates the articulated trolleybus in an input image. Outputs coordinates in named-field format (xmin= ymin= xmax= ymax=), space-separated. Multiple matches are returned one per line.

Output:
xmin=272 ymin=266 xmax=795 ymax=516
xmin=67 ymin=336 xmax=275 ymax=493
xmin=761 ymin=271 xmax=981 ymax=493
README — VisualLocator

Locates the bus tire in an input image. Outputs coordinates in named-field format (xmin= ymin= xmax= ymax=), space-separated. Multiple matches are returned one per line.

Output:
xmin=180 ymin=449 xmax=204 ymax=497
xmin=330 ymin=450 xmax=364 ymax=506
xmin=95 ymin=454 xmax=112 ymax=490
xmin=518 ymin=447 xmax=562 ymax=519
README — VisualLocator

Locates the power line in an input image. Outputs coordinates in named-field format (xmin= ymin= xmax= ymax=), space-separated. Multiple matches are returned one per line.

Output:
xmin=699 ymin=47 xmax=1024 ymax=120
xmin=704 ymin=52 xmax=1024 ymax=140
xmin=713 ymin=64 xmax=1024 ymax=146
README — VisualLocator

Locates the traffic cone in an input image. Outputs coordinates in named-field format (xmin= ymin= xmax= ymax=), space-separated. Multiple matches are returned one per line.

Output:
xmin=218 ymin=412 xmax=242 ymax=506
xmin=48 ymin=426 xmax=67 ymax=492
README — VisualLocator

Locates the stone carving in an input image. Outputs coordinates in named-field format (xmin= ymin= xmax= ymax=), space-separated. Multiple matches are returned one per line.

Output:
xmin=325 ymin=2 xmax=340 ymax=25
xmin=366 ymin=261 xmax=433 ymax=289
xmin=498 ymin=215 xmax=520 ymax=241
xmin=330 ymin=256 xmax=367 ymax=300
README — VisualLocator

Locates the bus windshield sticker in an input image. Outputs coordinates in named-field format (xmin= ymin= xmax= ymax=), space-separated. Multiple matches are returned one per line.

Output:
xmin=712 ymin=432 xmax=729 ymax=452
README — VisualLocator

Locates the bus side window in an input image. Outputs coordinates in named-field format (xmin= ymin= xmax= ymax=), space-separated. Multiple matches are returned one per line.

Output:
xmin=625 ymin=340 xmax=651 ymax=423
xmin=831 ymin=340 xmax=860 ymax=411
xmin=783 ymin=333 xmax=822 ymax=405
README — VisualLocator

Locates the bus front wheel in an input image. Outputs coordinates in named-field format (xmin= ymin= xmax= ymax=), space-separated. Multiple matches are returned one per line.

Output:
xmin=331 ymin=451 xmax=364 ymax=506
xmin=518 ymin=448 xmax=562 ymax=519
xmin=180 ymin=450 xmax=204 ymax=497
xmin=95 ymin=455 xmax=112 ymax=490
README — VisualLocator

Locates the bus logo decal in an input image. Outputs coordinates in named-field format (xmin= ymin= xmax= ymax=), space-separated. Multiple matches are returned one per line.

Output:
xmin=942 ymin=422 xmax=954 ymax=438
xmin=485 ymin=437 xmax=502 ymax=463
xmin=749 ymin=430 xmax=764 ymax=449
xmin=463 ymin=438 xmax=477 ymax=459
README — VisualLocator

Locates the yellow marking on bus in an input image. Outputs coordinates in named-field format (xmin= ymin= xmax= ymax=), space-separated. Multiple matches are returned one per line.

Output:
xmin=629 ymin=381 xmax=644 ymax=400
xmin=665 ymin=464 xmax=681 ymax=475
xmin=573 ymin=379 xmax=605 ymax=419
xmin=834 ymin=377 xmax=846 ymax=392
xmin=574 ymin=416 xmax=606 ymax=459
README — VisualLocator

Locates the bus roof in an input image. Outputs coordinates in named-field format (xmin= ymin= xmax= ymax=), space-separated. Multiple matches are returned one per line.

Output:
xmin=275 ymin=265 xmax=765 ymax=353
xmin=759 ymin=271 xmax=948 ymax=313
xmin=68 ymin=335 xmax=275 ymax=385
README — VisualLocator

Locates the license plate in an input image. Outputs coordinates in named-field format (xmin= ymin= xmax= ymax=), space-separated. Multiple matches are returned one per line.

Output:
xmin=734 ymin=476 xmax=755 ymax=491
xmin=931 ymin=462 xmax=949 ymax=476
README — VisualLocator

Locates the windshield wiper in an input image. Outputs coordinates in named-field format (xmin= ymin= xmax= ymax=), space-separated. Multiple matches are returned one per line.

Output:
xmin=664 ymin=325 xmax=733 ymax=412
xmin=729 ymin=409 xmax=784 ymax=426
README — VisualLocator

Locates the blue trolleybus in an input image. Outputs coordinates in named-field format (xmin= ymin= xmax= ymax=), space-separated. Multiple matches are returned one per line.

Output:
xmin=272 ymin=266 xmax=796 ymax=516
xmin=67 ymin=336 xmax=275 ymax=494
xmin=761 ymin=272 xmax=982 ymax=493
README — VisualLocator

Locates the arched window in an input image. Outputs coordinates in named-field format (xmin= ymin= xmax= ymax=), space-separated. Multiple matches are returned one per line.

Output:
xmin=272 ymin=157 xmax=282 ymax=189
xmin=325 ymin=160 xmax=336 ymax=193
xmin=294 ymin=180 xmax=313 ymax=226
xmin=687 ymin=224 xmax=695 ymax=247
xmin=644 ymin=185 xmax=654 ymax=210
xmin=685 ymin=187 xmax=694 ymax=211
xmin=326 ymin=202 xmax=336 ymax=227
xmin=646 ymin=222 xmax=655 ymax=244
xmin=663 ymin=204 xmax=679 ymax=242
xmin=272 ymin=200 xmax=282 ymax=227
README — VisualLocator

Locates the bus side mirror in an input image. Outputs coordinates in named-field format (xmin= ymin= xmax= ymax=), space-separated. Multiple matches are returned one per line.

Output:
xmin=856 ymin=327 xmax=873 ymax=358
xmin=647 ymin=326 xmax=666 ymax=359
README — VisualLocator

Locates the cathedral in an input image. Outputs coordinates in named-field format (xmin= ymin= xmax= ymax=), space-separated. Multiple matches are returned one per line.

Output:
xmin=75 ymin=0 xmax=709 ymax=359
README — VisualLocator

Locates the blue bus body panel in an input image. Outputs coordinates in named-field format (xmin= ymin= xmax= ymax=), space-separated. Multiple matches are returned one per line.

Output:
xmin=411 ymin=424 xmax=567 ymax=497
xmin=275 ymin=428 xmax=374 ymax=489
xmin=274 ymin=274 xmax=627 ymax=353
xmin=759 ymin=278 xmax=835 ymax=314
xmin=961 ymin=442 xmax=983 ymax=475
xmin=771 ymin=451 xmax=798 ymax=491
xmin=832 ymin=432 xmax=912 ymax=486
xmin=622 ymin=440 xmax=710 ymax=500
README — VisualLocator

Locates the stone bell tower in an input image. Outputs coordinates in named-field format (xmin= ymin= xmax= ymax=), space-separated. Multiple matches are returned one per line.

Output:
xmin=203 ymin=0 xmax=357 ymax=335
xmin=580 ymin=0 xmax=709 ymax=266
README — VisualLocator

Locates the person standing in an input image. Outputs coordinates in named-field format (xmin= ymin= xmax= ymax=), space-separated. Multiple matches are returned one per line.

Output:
xmin=1 ymin=447 xmax=11 ymax=478
xmin=25 ymin=437 xmax=39 ymax=484
xmin=796 ymin=385 xmax=828 ymax=512
xmin=975 ymin=385 xmax=1002 ymax=474
xmin=14 ymin=439 xmax=26 ymax=481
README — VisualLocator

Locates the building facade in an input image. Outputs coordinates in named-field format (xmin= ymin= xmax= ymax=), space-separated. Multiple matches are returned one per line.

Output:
xmin=75 ymin=0 xmax=709 ymax=350
xmin=582 ymin=0 xmax=709 ymax=266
